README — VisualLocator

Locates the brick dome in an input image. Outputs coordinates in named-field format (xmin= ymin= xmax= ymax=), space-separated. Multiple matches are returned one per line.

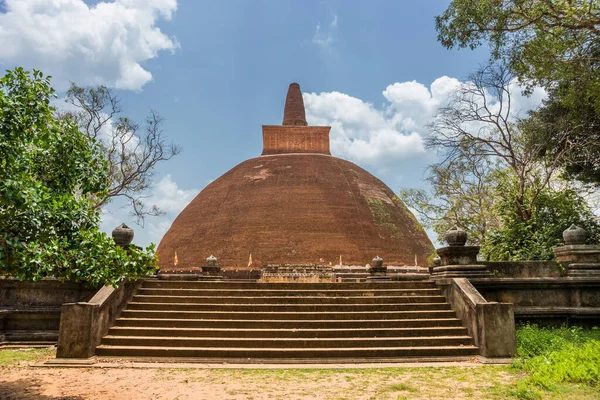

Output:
xmin=157 ymin=84 xmax=434 ymax=271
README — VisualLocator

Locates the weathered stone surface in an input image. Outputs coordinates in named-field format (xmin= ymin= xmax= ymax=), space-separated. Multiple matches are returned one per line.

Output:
xmin=0 ymin=279 xmax=96 ymax=344
xmin=112 ymin=223 xmax=134 ymax=247
xmin=433 ymin=232 xmax=492 ymax=278
xmin=563 ymin=224 xmax=588 ymax=245
xmin=432 ymin=264 xmax=492 ymax=277
xmin=483 ymin=261 xmax=563 ymax=278
xmin=436 ymin=245 xmax=480 ymax=266
xmin=471 ymin=277 xmax=600 ymax=324
xmin=436 ymin=278 xmax=516 ymax=358
xmin=158 ymin=154 xmax=433 ymax=271
xmin=57 ymin=280 xmax=140 ymax=358
xmin=444 ymin=226 xmax=468 ymax=246
xmin=367 ymin=256 xmax=390 ymax=281
xmin=201 ymin=255 xmax=223 ymax=279
xmin=476 ymin=302 xmax=516 ymax=358
xmin=554 ymin=244 xmax=600 ymax=276
xmin=260 ymin=264 xmax=335 ymax=282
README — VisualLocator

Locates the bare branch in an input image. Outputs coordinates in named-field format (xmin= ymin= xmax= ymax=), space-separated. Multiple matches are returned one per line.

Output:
xmin=61 ymin=84 xmax=181 ymax=223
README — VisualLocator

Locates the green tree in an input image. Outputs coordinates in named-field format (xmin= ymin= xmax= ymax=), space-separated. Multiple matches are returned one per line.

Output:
xmin=0 ymin=68 xmax=157 ymax=287
xmin=426 ymin=64 xmax=568 ymax=222
xmin=400 ymin=144 xmax=501 ymax=246
xmin=436 ymin=0 xmax=600 ymax=185
xmin=436 ymin=0 xmax=600 ymax=99
xmin=406 ymin=62 xmax=599 ymax=259
xmin=482 ymin=170 xmax=600 ymax=260
xmin=526 ymin=74 xmax=600 ymax=185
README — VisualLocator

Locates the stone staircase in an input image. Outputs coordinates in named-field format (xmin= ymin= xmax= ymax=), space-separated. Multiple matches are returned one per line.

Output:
xmin=95 ymin=280 xmax=478 ymax=362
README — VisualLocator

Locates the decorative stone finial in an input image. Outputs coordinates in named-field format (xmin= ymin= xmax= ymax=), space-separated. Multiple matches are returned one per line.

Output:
xmin=112 ymin=223 xmax=134 ymax=247
xmin=563 ymin=224 xmax=588 ymax=245
xmin=444 ymin=226 xmax=468 ymax=246
xmin=372 ymin=255 xmax=383 ymax=268
xmin=367 ymin=255 xmax=389 ymax=280
xmin=206 ymin=255 xmax=217 ymax=266
xmin=282 ymin=83 xmax=308 ymax=126
xmin=433 ymin=256 xmax=441 ymax=267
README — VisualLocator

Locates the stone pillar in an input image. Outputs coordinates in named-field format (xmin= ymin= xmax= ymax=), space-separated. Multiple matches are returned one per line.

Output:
xmin=367 ymin=256 xmax=390 ymax=281
xmin=432 ymin=227 xmax=492 ymax=278
xmin=202 ymin=255 xmax=223 ymax=280
xmin=553 ymin=225 xmax=600 ymax=277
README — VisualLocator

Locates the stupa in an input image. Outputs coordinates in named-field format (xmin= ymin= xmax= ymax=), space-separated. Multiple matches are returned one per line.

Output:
xmin=157 ymin=83 xmax=434 ymax=271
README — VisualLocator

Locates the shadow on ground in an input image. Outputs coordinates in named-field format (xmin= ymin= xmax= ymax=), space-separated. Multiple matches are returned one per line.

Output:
xmin=0 ymin=378 xmax=84 ymax=400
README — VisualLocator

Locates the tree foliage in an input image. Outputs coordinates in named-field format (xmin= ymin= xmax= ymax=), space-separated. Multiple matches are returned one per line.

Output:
xmin=482 ymin=171 xmax=600 ymax=260
xmin=403 ymin=62 xmax=599 ymax=259
xmin=527 ymin=73 xmax=600 ymax=185
xmin=436 ymin=0 xmax=600 ymax=185
xmin=400 ymin=144 xmax=500 ymax=245
xmin=426 ymin=64 xmax=568 ymax=222
xmin=59 ymin=84 xmax=181 ymax=223
xmin=0 ymin=68 xmax=157 ymax=286
xmin=436 ymin=0 xmax=600 ymax=96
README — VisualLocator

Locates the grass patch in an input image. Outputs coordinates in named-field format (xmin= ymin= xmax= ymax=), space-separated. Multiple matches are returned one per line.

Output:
xmin=0 ymin=347 xmax=54 ymax=366
xmin=507 ymin=324 xmax=600 ymax=399
xmin=384 ymin=382 xmax=419 ymax=392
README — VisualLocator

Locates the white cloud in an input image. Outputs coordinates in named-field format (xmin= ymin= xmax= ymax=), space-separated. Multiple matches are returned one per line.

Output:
xmin=312 ymin=14 xmax=338 ymax=50
xmin=303 ymin=76 xmax=545 ymax=185
xmin=303 ymin=84 xmax=432 ymax=172
xmin=142 ymin=174 xmax=199 ymax=243
xmin=382 ymin=77 xmax=462 ymax=132
xmin=148 ymin=174 xmax=199 ymax=214
xmin=0 ymin=0 xmax=178 ymax=91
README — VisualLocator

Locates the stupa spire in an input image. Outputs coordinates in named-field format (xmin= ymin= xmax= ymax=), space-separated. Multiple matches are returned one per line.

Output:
xmin=282 ymin=82 xmax=308 ymax=126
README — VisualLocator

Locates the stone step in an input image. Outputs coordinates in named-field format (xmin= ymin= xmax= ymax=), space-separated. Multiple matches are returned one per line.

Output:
xmin=125 ymin=302 xmax=452 ymax=312
xmin=115 ymin=318 xmax=464 ymax=329
xmin=119 ymin=309 xmax=457 ymax=321
xmin=107 ymin=326 xmax=470 ymax=339
xmin=143 ymin=280 xmax=437 ymax=290
xmin=97 ymin=280 xmax=478 ymax=361
xmin=131 ymin=294 xmax=444 ymax=304
xmin=95 ymin=345 xmax=479 ymax=359
xmin=137 ymin=288 xmax=442 ymax=297
xmin=100 ymin=335 xmax=474 ymax=348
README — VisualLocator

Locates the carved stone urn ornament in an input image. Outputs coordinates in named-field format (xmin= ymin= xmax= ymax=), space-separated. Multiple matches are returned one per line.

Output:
xmin=372 ymin=256 xmax=384 ymax=268
xmin=563 ymin=224 xmax=588 ymax=245
xmin=554 ymin=224 xmax=600 ymax=276
xmin=206 ymin=255 xmax=218 ymax=267
xmin=367 ymin=255 xmax=389 ymax=280
xmin=444 ymin=226 xmax=467 ymax=246
xmin=112 ymin=223 xmax=134 ymax=247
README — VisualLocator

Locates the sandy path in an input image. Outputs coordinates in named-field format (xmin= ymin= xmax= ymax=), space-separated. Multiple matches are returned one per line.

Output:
xmin=0 ymin=359 xmax=517 ymax=400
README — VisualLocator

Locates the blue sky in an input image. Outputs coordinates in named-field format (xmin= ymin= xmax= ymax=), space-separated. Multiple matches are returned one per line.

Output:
xmin=0 ymin=0 xmax=501 ymax=246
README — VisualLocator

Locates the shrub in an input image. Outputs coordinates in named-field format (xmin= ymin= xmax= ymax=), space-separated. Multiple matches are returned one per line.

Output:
xmin=0 ymin=67 xmax=157 ymax=286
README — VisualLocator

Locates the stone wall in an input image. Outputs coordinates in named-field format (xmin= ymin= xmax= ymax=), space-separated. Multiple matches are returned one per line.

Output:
xmin=0 ymin=278 xmax=97 ymax=344
xmin=436 ymin=278 xmax=516 ymax=357
xmin=57 ymin=280 xmax=140 ymax=358
xmin=471 ymin=277 xmax=600 ymax=325
xmin=482 ymin=261 xmax=564 ymax=278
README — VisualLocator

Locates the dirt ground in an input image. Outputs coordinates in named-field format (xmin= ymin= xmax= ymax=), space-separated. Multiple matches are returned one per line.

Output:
xmin=0 ymin=356 xmax=518 ymax=400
